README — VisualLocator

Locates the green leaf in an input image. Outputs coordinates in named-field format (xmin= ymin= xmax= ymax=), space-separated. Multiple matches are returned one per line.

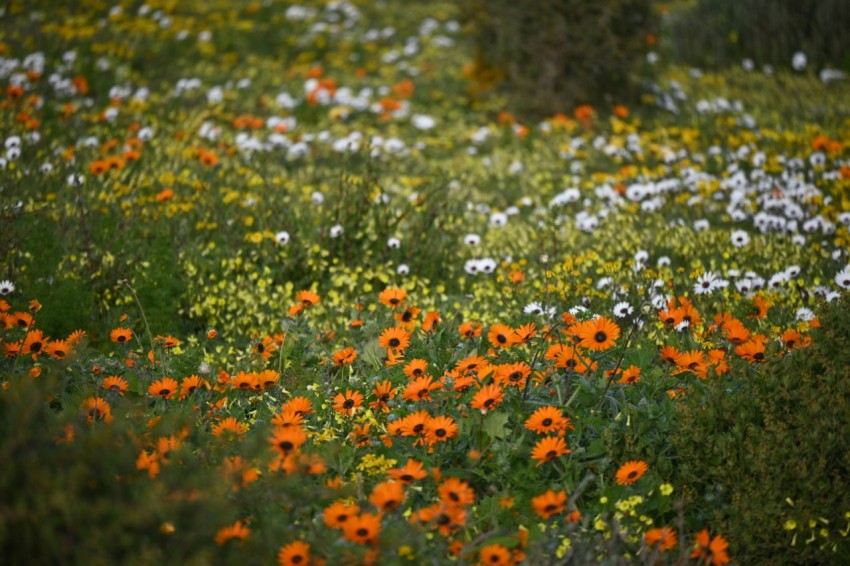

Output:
xmin=482 ymin=411 xmax=510 ymax=439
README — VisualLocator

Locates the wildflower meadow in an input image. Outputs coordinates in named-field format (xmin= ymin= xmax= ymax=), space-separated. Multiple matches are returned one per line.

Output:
xmin=2 ymin=1 xmax=850 ymax=564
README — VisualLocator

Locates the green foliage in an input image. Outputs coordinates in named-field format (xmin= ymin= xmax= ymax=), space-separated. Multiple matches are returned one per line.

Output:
xmin=461 ymin=0 xmax=658 ymax=116
xmin=671 ymin=296 xmax=850 ymax=563
xmin=669 ymin=0 xmax=850 ymax=71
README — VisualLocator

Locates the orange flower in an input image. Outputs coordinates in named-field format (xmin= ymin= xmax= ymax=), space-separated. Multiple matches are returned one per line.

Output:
xmin=494 ymin=362 xmax=531 ymax=388
xmin=734 ymin=336 xmax=767 ymax=363
xmin=387 ymin=459 xmax=427 ymax=484
xmin=403 ymin=359 xmax=429 ymax=379
xmin=21 ymin=329 xmax=47 ymax=358
xmin=487 ymin=324 xmax=518 ymax=349
xmin=82 ymin=396 xmax=113 ymax=425
xmin=575 ymin=317 xmax=620 ymax=351
xmin=615 ymin=460 xmax=648 ymax=485
xmin=268 ymin=426 xmax=307 ymax=456
xmin=690 ymin=529 xmax=730 ymax=565
xmin=378 ymin=326 xmax=411 ymax=351
xmin=395 ymin=410 xmax=431 ymax=437
xmin=333 ymin=389 xmax=364 ymax=416
xmin=394 ymin=306 xmax=420 ymax=329
xmin=296 ymin=289 xmax=320 ymax=307
xmin=422 ymin=311 xmax=441 ymax=332
xmin=110 ymin=327 xmax=133 ymax=344
xmin=282 ymin=396 xmax=313 ymax=416
xmin=525 ymin=406 xmax=572 ymax=435
xmin=214 ymin=520 xmax=250 ymax=545
xmin=379 ymin=287 xmax=407 ymax=308
xmin=213 ymin=417 xmax=248 ymax=438
xmin=616 ymin=365 xmax=641 ymax=385
xmin=369 ymin=380 xmax=395 ymax=412
xmin=478 ymin=544 xmax=512 ymax=566
xmin=180 ymin=374 xmax=207 ymax=398
xmin=369 ymin=480 xmax=405 ymax=512
xmin=402 ymin=376 xmax=442 ymax=402
xmin=342 ymin=512 xmax=381 ymax=545
xmin=278 ymin=541 xmax=312 ymax=566
xmin=44 ymin=339 xmax=71 ymax=359
xmin=425 ymin=415 xmax=458 ymax=444
xmin=333 ymin=346 xmax=358 ymax=366
xmin=644 ymin=526 xmax=677 ymax=552
xmin=471 ymin=383 xmax=504 ymax=413
xmin=459 ymin=321 xmax=482 ymax=339
xmin=102 ymin=375 xmax=129 ymax=395
xmin=410 ymin=502 xmax=466 ymax=536
xmin=148 ymin=377 xmax=179 ymax=399
xmin=438 ymin=477 xmax=475 ymax=507
xmin=323 ymin=501 xmax=360 ymax=529
xmin=532 ymin=489 xmax=567 ymax=519
xmin=531 ymin=436 xmax=570 ymax=466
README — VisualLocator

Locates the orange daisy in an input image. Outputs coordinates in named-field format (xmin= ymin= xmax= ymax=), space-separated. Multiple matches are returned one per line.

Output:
xmin=615 ymin=460 xmax=648 ymax=485
xmin=531 ymin=436 xmax=570 ymax=466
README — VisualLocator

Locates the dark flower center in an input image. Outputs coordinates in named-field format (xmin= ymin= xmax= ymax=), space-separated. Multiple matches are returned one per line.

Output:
xmin=343 ymin=399 xmax=355 ymax=409
xmin=542 ymin=418 xmax=552 ymax=427
xmin=159 ymin=389 xmax=170 ymax=396
xmin=435 ymin=429 xmax=446 ymax=437
xmin=628 ymin=470 xmax=638 ymax=479
xmin=389 ymin=338 xmax=400 ymax=348
xmin=356 ymin=528 xmax=369 ymax=537
xmin=279 ymin=441 xmax=293 ymax=451
xmin=496 ymin=334 xmax=507 ymax=344
xmin=594 ymin=331 xmax=607 ymax=343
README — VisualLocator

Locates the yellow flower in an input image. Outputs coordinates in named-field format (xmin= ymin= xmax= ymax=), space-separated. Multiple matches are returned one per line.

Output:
xmin=659 ymin=483 xmax=674 ymax=496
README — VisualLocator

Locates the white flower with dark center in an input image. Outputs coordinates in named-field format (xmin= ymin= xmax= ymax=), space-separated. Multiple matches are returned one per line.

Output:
xmin=67 ymin=173 xmax=85 ymax=187
xmin=694 ymin=272 xmax=721 ymax=295
xmin=311 ymin=191 xmax=325 ymax=205
xmin=613 ymin=302 xmax=633 ymax=318
xmin=489 ymin=212 xmax=508 ymax=227
xmin=795 ymin=307 xmax=815 ymax=322
xmin=463 ymin=234 xmax=480 ymax=246
xmin=835 ymin=266 xmax=850 ymax=289
xmin=731 ymin=230 xmax=750 ymax=247
xmin=329 ymin=224 xmax=343 ymax=238
xmin=387 ymin=237 xmax=400 ymax=249
xmin=275 ymin=231 xmax=290 ymax=245
xmin=523 ymin=302 xmax=545 ymax=315
xmin=464 ymin=259 xmax=480 ymax=275
xmin=657 ymin=256 xmax=671 ymax=268
xmin=478 ymin=258 xmax=496 ymax=273
xmin=397 ymin=264 xmax=409 ymax=275
xmin=0 ymin=280 xmax=15 ymax=295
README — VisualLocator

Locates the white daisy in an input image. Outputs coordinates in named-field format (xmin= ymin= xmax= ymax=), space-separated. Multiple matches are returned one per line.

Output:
xmin=329 ymin=224 xmax=343 ymax=238
xmin=0 ymin=280 xmax=14 ymax=295
xmin=275 ymin=231 xmax=290 ymax=245
xmin=731 ymin=229 xmax=750 ymax=247
xmin=835 ymin=266 xmax=850 ymax=289
xmin=463 ymin=234 xmax=480 ymax=246
xmin=396 ymin=264 xmax=409 ymax=275
xmin=387 ymin=237 xmax=401 ymax=249
xmin=613 ymin=302 xmax=634 ymax=318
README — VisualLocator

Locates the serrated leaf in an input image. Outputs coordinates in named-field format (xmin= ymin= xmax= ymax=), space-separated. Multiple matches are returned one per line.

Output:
xmin=482 ymin=411 xmax=510 ymax=439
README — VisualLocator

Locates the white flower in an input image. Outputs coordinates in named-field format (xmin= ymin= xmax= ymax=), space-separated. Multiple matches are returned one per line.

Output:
xmin=795 ymin=307 xmax=815 ymax=322
xmin=67 ymin=173 xmax=85 ymax=187
xmin=489 ymin=212 xmax=508 ymax=227
xmin=275 ymin=231 xmax=290 ymax=245
xmin=311 ymin=191 xmax=325 ymax=205
xmin=387 ymin=237 xmax=400 ymax=249
xmin=657 ymin=256 xmax=671 ymax=268
xmin=478 ymin=258 xmax=496 ymax=273
xmin=694 ymin=219 xmax=710 ymax=232
xmin=464 ymin=259 xmax=480 ymax=275
xmin=835 ymin=266 xmax=850 ymax=289
xmin=731 ymin=229 xmax=750 ymax=247
xmin=613 ymin=302 xmax=634 ymax=318
xmin=463 ymin=234 xmax=480 ymax=246
xmin=694 ymin=272 xmax=722 ymax=295
xmin=329 ymin=224 xmax=343 ymax=238
xmin=396 ymin=264 xmax=409 ymax=275
xmin=411 ymin=114 xmax=435 ymax=130
xmin=0 ymin=280 xmax=14 ymax=295
xmin=792 ymin=51 xmax=807 ymax=72
xmin=523 ymin=302 xmax=545 ymax=315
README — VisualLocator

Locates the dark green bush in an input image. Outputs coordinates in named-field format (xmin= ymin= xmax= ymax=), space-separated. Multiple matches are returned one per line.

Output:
xmin=460 ymin=0 xmax=657 ymax=117
xmin=669 ymin=0 xmax=850 ymax=72
xmin=671 ymin=295 xmax=850 ymax=563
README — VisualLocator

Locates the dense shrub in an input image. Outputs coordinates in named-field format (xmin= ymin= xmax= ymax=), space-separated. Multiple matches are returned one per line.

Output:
xmin=672 ymin=296 xmax=850 ymax=563
xmin=460 ymin=0 xmax=657 ymax=117
xmin=669 ymin=0 xmax=850 ymax=72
